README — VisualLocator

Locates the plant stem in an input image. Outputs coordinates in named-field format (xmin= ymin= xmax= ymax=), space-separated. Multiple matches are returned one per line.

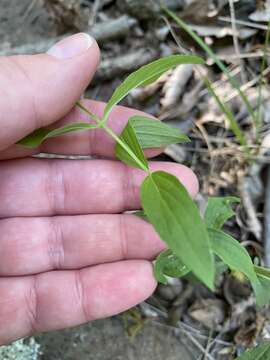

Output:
xmin=163 ymin=7 xmax=257 ymax=126
xmin=102 ymin=124 xmax=149 ymax=172
xmin=76 ymin=101 xmax=101 ymax=124
xmin=76 ymin=101 xmax=149 ymax=173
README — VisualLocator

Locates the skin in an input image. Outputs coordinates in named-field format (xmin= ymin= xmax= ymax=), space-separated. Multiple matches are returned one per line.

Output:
xmin=0 ymin=36 xmax=198 ymax=344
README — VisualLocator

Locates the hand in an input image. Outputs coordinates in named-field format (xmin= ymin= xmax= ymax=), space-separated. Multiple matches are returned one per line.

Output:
xmin=0 ymin=33 xmax=198 ymax=344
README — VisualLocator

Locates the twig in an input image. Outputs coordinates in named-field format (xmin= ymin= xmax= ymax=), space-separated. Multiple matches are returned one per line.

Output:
xmin=264 ymin=166 xmax=270 ymax=266
xmin=219 ymin=16 xmax=269 ymax=31
xmin=182 ymin=330 xmax=216 ymax=360
xmin=228 ymin=0 xmax=245 ymax=83
xmin=224 ymin=66 xmax=270 ymax=103
xmin=0 ymin=15 xmax=138 ymax=56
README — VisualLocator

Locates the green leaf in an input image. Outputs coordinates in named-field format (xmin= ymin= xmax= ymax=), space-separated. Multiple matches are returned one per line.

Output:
xmin=235 ymin=341 xmax=270 ymax=359
xmin=204 ymin=196 xmax=240 ymax=230
xmin=254 ymin=266 xmax=270 ymax=305
xmin=254 ymin=265 xmax=270 ymax=279
xmin=17 ymin=123 xmax=97 ymax=148
xmin=154 ymin=249 xmax=190 ymax=284
xmin=209 ymin=228 xmax=264 ymax=306
xmin=130 ymin=115 xmax=189 ymax=148
xmin=115 ymin=119 xmax=149 ymax=171
xmin=255 ymin=275 xmax=270 ymax=306
xmin=103 ymin=55 xmax=204 ymax=122
xmin=133 ymin=210 xmax=148 ymax=221
xmin=141 ymin=171 xmax=214 ymax=289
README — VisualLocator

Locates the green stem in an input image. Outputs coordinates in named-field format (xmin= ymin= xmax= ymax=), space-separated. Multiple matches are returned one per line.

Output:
xmin=76 ymin=101 xmax=101 ymax=124
xmin=76 ymin=101 xmax=149 ymax=173
xmin=163 ymin=8 xmax=257 ymax=126
xmin=102 ymin=124 xmax=149 ymax=173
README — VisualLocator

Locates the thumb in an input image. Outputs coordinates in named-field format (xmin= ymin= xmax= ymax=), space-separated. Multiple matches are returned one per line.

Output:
xmin=0 ymin=33 xmax=100 ymax=151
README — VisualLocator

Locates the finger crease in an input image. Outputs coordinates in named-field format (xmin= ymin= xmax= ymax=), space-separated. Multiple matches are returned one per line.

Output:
xmin=46 ymin=162 xmax=68 ymax=214
xmin=74 ymin=270 xmax=89 ymax=322
xmin=121 ymin=164 xmax=133 ymax=210
xmin=25 ymin=276 xmax=39 ymax=335
xmin=119 ymin=215 xmax=128 ymax=259
xmin=48 ymin=218 xmax=65 ymax=270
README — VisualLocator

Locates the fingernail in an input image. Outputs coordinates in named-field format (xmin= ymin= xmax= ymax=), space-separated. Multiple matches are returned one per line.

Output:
xmin=47 ymin=33 xmax=94 ymax=59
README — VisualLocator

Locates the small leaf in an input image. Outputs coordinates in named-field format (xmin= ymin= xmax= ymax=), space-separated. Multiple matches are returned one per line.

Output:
xmin=154 ymin=249 xmax=190 ymax=284
xmin=235 ymin=341 xmax=270 ymax=359
xmin=209 ymin=228 xmax=264 ymax=306
xmin=205 ymin=197 xmax=240 ymax=230
xmin=254 ymin=265 xmax=270 ymax=279
xmin=133 ymin=210 xmax=148 ymax=221
xmin=103 ymin=55 xmax=204 ymax=121
xmin=130 ymin=115 xmax=189 ymax=148
xmin=115 ymin=120 xmax=148 ymax=171
xmin=17 ymin=123 xmax=97 ymax=148
xmin=141 ymin=171 xmax=214 ymax=289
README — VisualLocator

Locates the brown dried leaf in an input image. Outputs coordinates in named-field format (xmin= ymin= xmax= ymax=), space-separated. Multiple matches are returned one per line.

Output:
xmin=189 ymin=298 xmax=226 ymax=330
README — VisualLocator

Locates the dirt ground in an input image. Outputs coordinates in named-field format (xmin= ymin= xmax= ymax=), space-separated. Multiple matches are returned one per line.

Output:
xmin=2 ymin=0 xmax=270 ymax=359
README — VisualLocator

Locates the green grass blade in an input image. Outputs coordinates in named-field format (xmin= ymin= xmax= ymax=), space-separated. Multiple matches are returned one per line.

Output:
xmin=164 ymin=8 xmax=257 ymax=126
xmin=203 ymin=76 xmax=247 ymax=146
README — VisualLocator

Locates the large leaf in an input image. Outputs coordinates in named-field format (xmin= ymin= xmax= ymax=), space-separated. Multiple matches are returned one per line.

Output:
xmin=209 ymin=229 xmax=265 ymax=306
xmin=205 ymin=196 xmax=240 ymax=230
xmin=154 ymin=249 xmax=190 ymax=284
xmin=141 ymin=171 xmax=214 ymax=289
xmin=235 ymin=341 xmax=270 ymax=359
xmin=130 ymin=115 xmax=189 ymax=148
xmin=103 ymin=55 xmax=204 ymax=121
xmin=115 ymin=119 xmax=148 ymax=171
xmin=18 ymin=123 xmax=97 ymax=148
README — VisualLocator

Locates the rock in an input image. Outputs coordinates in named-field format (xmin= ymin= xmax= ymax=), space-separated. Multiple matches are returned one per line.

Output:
xmin=36 ymin=316 xmax=200 ymax=360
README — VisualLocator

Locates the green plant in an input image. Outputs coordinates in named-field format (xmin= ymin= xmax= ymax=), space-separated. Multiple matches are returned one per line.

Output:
xmin=235 ymin=341 xmax=270 ymax=359
xmin=18 ymin=55 xmax=270 ymax=305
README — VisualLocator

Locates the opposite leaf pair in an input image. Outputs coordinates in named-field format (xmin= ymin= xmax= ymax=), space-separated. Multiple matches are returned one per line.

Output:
xmin=18 ymin=54 xmax=270 ymax=305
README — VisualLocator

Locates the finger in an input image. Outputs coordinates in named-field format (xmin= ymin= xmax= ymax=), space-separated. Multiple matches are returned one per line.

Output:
xmin=0 ymin=260 xmax=156 ymax=344
xmin=0 ymin=214 xmax=165 ymax=276
xmin=0 ymin=34 xmax=100 ymax=151
xmin=1 ymin=100 xmax=161 ymax=160
xmin=0 ymin=159 xmax=198 ymax=217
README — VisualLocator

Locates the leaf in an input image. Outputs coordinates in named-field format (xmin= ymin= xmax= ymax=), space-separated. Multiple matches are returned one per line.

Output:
xmin=154 ymin=249 xmax=190 ymax=284
xmin=254 ymin=265 xmax=270 ymax=279
xmin=204 ymin=196 xmax=240 ymax=230
xmin=130 ymin=115 xmax=189 ymax=148
xmin=208 ymin=228 xmax=265 ymax=306
xmin=115 ymin=119 xmax=148 ymax=171
xmin=235 ymin=341 xmax=270 ymax=359
xmin=141 ymin=171 xmax=214 ymax=289
xmin=17 ymin=123 xmax=97 ymax=148
xmin=254 ymin=266 xmax=270 ymax=305
xmin=255 ymin=275 xmax=270 ymax=306
xmin=133 ymin=210 xmax=148 ymax=221
xmin=103 ymin=55 xmax=204 ymax=121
